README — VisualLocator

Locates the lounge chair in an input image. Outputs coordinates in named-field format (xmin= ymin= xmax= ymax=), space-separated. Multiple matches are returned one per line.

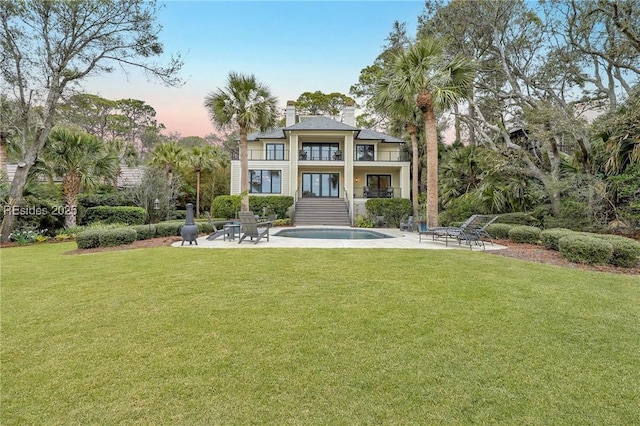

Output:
xmin=399 ymin=215 xmax=414 ymax=232
xmin=418 ymin=215 xmax=498 ymax=249
xmin=205 ymin=212 xmax=231 ymax=241
xmin=238 ymin=211 xmax=272 ymax=244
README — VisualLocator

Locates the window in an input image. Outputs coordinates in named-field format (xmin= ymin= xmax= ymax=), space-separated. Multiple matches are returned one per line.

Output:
xmin=250 ymin=170 xmax=281 ymax=194
xmin=356 ymin=144 xmax=375 ymax=161
xmin=366 ymin=174 xmax=392 ymax=198
xmin=301 ymin=143 xmax=339 ymax=161
xmin=266 ymin=143 xmax=285 ymax=160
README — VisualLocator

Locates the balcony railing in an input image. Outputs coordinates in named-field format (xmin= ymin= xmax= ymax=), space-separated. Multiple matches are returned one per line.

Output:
xmin=230 ymin=149 xmax=409 ymax=162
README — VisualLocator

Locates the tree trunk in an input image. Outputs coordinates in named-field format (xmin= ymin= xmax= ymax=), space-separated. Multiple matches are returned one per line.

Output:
xmin=196 ymin=169 xmax=201 ymax=218
xmin=407 ymin=123 xmax=420 ymax=228
xmin=239 ymin=125 xmax=249 ymax=212
xmin=453 ymin=104 xmax=461 ymax=143
xmin=0 ymin=134 xmax=8 ymax=179
xmin=418 ymin=91 xmax=439 ymax=228
xmin=63 ymin=171 xmax=81 ymax=228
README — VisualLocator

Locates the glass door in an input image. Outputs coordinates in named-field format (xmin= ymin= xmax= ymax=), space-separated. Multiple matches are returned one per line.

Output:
xmin=302 ymin=173 xmax=340 ymax=197
xmin=366 ymin=175 xmax=392 ymax=198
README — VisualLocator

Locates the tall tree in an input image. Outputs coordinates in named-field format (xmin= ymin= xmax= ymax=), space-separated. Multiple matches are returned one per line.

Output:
xmin=0 ymin=0 xmax=182 ymax=242
xmin=148 ymin=142 xmax=187 ymax=184
xmin=372 ymin=81 xmax=422 ymax=225
xmin=185 ymin=145 xmax=220 ymax=217
xmin=204 ymin=72 xmax=278 ymax=211
xmin=295 ymin=91 xmax=356 ymax=118
xmin=380 ymin=38 xmax=475 ymax=227
xmin=40 ymin=128 xmax=118 ymax=227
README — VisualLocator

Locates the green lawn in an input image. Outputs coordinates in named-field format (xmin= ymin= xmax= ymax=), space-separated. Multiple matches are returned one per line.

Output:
xmin=1 ymin=243 xmax=639 ymax=424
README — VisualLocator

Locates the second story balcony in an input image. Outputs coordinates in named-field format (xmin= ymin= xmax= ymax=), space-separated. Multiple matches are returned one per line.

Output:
xmin=230 ymin=149 xmax=410 ymax=162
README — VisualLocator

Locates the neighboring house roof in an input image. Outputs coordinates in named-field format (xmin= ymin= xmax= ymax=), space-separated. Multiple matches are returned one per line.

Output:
xmin=3 ymin=164 xmax=143 ymax=187
xmin=246 ymin=116 xmax=405 ymax=144
xmin=117 ymin=165 xmax=144 ymax=187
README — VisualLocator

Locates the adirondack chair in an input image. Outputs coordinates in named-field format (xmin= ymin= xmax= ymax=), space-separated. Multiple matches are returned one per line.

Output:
xmin=238 ymin=211 xmax=272 ymax=244
xmin=399 ymin=215 xmax=414 ymax=231
xmin=205 ymin=212 xmax=230 ymax=241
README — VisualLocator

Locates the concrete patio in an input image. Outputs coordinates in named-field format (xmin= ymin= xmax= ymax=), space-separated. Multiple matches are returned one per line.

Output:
xmin=172 ymin=226 xmax=507 ymax=251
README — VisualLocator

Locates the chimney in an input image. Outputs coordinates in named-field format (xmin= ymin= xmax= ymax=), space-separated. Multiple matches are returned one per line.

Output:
xmin=285 ymin=100 xmax=296 ymax=127
xmin=342 ymin=99 xmax=355 ymax=126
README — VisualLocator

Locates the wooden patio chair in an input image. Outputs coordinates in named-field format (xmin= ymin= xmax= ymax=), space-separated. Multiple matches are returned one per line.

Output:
xmin=238 ymin=211 xmax=272 ymax=244
xmin=205 ymin=212 xmax=231 ymax=241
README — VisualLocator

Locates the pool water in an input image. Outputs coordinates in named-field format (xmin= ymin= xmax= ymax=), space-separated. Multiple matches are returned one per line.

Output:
xmin=274 ymin=228 xmax=393 ymax=240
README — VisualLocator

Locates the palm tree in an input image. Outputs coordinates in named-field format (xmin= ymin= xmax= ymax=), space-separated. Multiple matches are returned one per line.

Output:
xmin=148 ymin=141 xmax=187 ymax=183
xmin=204 ymin=72 xmax=278 ymax=211
xmin=186 ymin=145 xmax=220 ymax=217
xmin=42 ymin=128 xmax=118 ymax=228
xmin=383 ymin=38 xmax=475 ymax=227
xmin=372 ymin=85 xmax=422 ymax=226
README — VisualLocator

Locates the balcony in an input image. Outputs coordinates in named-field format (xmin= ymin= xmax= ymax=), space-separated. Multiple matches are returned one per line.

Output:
xmin=230 ymin=149 xmax=410 ymax=162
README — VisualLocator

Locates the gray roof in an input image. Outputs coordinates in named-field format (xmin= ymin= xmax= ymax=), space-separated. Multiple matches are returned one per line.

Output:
xmin=285 ymin=116 xmax=359 ymax=132
xmin=246 ymin=116 xmax=405 ymax=143
xmin=357 ymin=128 xmax=405 ymax=143
xmin=247 ymin=128 xmax=285 ymax=141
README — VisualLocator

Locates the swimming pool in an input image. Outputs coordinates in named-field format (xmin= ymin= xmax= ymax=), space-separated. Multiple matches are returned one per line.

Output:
xmin=274 ymin=228 xmax=393 ymax=240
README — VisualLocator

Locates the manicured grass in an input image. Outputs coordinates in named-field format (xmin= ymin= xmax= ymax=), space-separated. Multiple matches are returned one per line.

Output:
xmin=1 ymin=243 xmax=639 ymax=424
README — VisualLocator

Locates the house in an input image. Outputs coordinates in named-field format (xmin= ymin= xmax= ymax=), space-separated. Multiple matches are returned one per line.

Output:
xmin=230 ymin=101 xmax=411 ymax=225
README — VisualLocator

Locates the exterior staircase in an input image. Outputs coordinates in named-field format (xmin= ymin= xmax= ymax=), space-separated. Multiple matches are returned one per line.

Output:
xmin=294 ymin=198 xmax=351 ymax=226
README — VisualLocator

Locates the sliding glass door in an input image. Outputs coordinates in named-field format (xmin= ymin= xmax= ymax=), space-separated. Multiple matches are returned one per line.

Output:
xmin=302 ymin=173 xmax=340 ymax=197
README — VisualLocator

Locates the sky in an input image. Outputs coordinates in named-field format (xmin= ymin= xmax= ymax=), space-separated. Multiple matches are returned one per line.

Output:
xmin=82 ymin=0 xmax=426 ymax=138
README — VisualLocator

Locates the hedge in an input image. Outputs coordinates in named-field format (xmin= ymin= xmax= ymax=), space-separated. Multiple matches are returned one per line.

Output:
xmin=211 ymin=195 xmax=295 ymax=220
xmin=495 ymin=212 xmax=540 ymax=226
xmin=98 ymin=228 xmax=137 ymax=247
xmin=129 ymin=225 xmax=157 ymax=240
xmin=559 ymin=234 xmax=614 ymax=265
xmin=540 ymin=228 xmax=575 ymax=251
xmin=596 ymin=234 xmax=640 ymax=268
xmin=155 ymin=221 xmax=183 ymax=237
xmin=485 ymin=223 xmax=513 ymax=240
xmin=84 ymin=206 xmax=146 ymax=225
xmin=76 ymin=229 xmax=103 ymax=249
xmin=365 ymin=198 xmax=412 ymax=228
xmin=508 ymin=225 xmax=541 ymax=244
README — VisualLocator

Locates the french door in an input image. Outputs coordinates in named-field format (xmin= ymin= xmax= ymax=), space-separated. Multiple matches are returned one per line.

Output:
xmin=302 ymin=173 xmax=340 ymax=197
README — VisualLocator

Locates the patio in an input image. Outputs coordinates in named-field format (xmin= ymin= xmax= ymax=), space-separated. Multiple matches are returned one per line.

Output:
xmin=172 ymin=226 xmax=508 ymax=250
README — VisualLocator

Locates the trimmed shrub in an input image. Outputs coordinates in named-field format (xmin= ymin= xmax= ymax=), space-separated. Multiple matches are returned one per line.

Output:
xmin=559 ymin=234 xmax=614 ymax=264
xmin=98 ymin=228 xmax=137 ymax=247
xmin=76 ymin=229 xmax=103 ymax=249
xmin=365 ymin=198 xmax=412 ymax=228
xmin=272 ymin=218 xmax=291 ymax=227
xmin=194 ymin=220 xmax=213 ymax=234
xmin=129 ymin=225 xmax=157 ymax=240
xmin=85 ymin=206 xmax=146 ymax=225
xmin=540 ymin=228 xmax=576 ymax=251
xmin=508 ymin=225 xmax=542 ymax=244
xmin=212 ymin=195 xmax=241 ymax=219
xmin=596 ymin=234 xmax=640 ymax=267
xmin=495 ymin=212 xmax=540 ymax=226
xmin=485 ymin=223 xmax=513 ymax=240
xmin=250 ymin=196 xmax=295 ymax=219
xmin=172 ymin=210 xmax=187 ymax=220
xmin=155 ymin=221 xmax=183 ymax=237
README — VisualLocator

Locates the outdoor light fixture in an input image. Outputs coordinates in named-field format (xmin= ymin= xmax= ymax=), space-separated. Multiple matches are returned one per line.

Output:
xmin=154 ymin=198 xmax=160 ymax=210
xmin=355 ymin=177 xmax=359 ymax=183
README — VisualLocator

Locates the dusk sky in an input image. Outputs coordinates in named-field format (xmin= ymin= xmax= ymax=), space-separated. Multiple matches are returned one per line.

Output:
xmin=82 ymin=0 xmax=425 ymax=138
